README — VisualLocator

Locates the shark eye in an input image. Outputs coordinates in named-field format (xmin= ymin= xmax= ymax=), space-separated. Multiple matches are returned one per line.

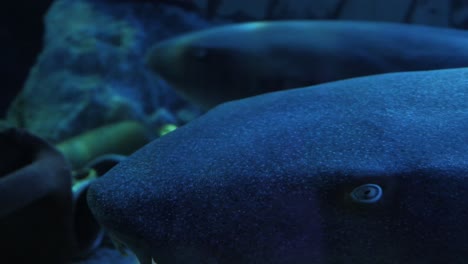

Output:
xmin=188 ymin=46 xmax=209 ymax=60
xmin=350 ymin=184 xmax=382 ymax=204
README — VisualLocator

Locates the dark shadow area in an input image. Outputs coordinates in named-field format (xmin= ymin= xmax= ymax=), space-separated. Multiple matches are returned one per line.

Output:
xmin=0 ymin=1 xmax=54 ymax=117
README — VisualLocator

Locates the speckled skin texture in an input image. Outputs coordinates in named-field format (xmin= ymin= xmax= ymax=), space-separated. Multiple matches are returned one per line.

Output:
xmin=147 ymin=20 xmax=468 ymax=109
xmin=88 ymin=68 xmax=468 ymax=264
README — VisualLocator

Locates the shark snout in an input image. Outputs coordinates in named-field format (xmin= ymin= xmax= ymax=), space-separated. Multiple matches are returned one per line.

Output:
xmin=145 ymin=38 xmax=190 ymax=84
xmin=145 ymin=41 xmax=170 ymax=70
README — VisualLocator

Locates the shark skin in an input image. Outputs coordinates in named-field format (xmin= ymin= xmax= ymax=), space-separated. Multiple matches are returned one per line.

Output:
xmin=146 ymin=20 xmax=468 ymax=109
xmin=88 ymin=68 xmax=468 ymax=264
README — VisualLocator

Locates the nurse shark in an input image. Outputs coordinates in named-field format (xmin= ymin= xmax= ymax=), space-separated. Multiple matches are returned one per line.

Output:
xmin=146 ymin=20 xmax=468 ymax=109
xmin=88 ymin=68 xmax=468 ymax=263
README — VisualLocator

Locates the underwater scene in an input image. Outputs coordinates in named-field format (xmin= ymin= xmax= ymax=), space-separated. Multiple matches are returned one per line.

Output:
xmin=1 ymin=0 xmax=468 ymax=263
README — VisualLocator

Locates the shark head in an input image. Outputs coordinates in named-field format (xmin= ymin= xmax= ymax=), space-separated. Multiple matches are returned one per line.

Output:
xmin=89 ymin=68 xmax=468 ymax=263
xmin=145 ymin=21 xmax=311 ymax=109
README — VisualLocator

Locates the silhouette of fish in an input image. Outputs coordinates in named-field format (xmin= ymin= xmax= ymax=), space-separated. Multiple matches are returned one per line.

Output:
xmin=146 ymin=20 xmax=468 ymax=109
